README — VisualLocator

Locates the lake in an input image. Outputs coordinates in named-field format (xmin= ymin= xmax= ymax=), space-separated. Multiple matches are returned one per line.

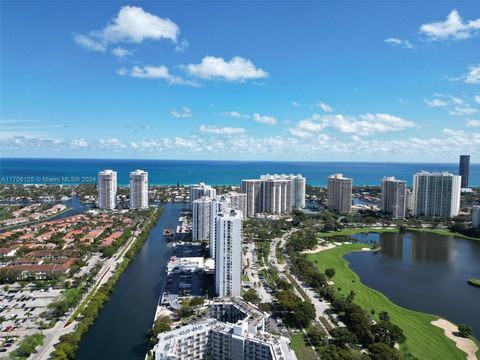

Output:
xmin=345 ymin=232 xmax=480 ymax=337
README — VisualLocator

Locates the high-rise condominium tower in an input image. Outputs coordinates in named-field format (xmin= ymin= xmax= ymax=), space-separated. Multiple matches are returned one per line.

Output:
xmin=129 ymin=169 xmax=148 ymax=209
xmin=97 ymin=169 xmax=117 ymax=210
xmin=189 ymin=183 xmax=216 ymax=209
xmin=459 ymin=155 xmax=470 ymax=188
xmin=472 ymin=205 xmax=480 ymax=228
xmin=412 ymin=172 xmax=461 ymax=218
xmin=215 ymin=209 xmax=243 ymax=298
xmin=241 ymin=174 xmax=306 ymax=216
xmin=327 ymin=173 xmax=352 ymax=214
xmin=381 ymin=177 xmax=407 ymax=219
xmin=192 ymin=196 xmax=212 ymax=242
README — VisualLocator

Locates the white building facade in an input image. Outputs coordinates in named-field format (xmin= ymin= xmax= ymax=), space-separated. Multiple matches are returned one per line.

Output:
xmin=97 ymin=169 xmax=117 ymax=210
xmin=327 ymin=173 xmax=352 ymax=214
xmin=130 ymin=169 xmax=149 ymax=209
xmin=381 ymin=176 xmax=407 ymax=219
xmin=189 ymin=183 xmax=216 ymax=209
xmin=215 ymin=209 xmax=243 ymax=298
xmin=192 ymin=196 xmax=213 ymax=242
xmin=412 ymin=172 xmax=461 ymax=218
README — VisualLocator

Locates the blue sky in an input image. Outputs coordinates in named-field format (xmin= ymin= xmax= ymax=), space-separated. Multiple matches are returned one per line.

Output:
xmin=1 ymin=1 xmax=479 ymax=161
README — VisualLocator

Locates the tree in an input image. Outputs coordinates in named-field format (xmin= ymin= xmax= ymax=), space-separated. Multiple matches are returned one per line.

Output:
xmin=458 ymin=324 xmax=473 ymax=338
xmin=379 ymin=311 xmax=390 ymax=322
xmin=242 ymin=289 xmax=261 ymax=304
xmin=325 ymin=268 xmax=336 ymax=280
xmin=150 ymin=316 xmax=171 ymax=337
xmin=177 ymin=304 xmax=194 ymax=318
xmin=346 ymin=290 xmax=356 ymax=303
xmin=372 ymin=321 xmax=406 ymax=347
xmin=368 ymin=342 xmax=400 ymax=360
xmin=190 ymin=297 xmax=204 ymax=307
xmin=308 ymin=324 xmax=327 ymax=347
xmin=330 ymin=327 xmax=358 ymax=348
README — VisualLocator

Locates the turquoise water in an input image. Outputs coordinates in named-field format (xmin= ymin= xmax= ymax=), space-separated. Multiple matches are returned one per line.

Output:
xmin=1 ymin=158 xmax=478 ymax=186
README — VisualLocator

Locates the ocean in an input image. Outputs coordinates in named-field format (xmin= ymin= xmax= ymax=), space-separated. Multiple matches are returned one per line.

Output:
xmin=0 ymin=158 xmax=479 ymax=186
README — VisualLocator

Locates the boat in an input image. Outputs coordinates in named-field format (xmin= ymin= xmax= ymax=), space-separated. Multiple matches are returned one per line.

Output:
xmin=163 ymin=228 xmax=174 ymax=237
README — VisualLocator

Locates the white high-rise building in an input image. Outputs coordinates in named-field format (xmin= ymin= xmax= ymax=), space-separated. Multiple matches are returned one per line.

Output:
xmin=471 ymin=205 xmax=480 ymax=228
xmin=226 ymin=192 xmax=247 ymax=218
xmin=189 ymin=183 xmax=216 ymax=209
xmin=241 ymin=179 xmax=262 ymax=217
xmin=97 ymin=169 xmax=117 ymax=210
xmin=381 ymin=177 xmax=406 ymax=219
xmin=215 ymin=209 xmax=243 ymax=298
xmin=412 ymin=172 xmax=461 ymax=218
xmin=241 ymin=174 xmax=306 ymax=217
xmin=192 ymin=196 xmax=213 ymax=242
xmin=209 ymin=195 xmax=231 ymax=258
xmin=129 ymin=169 xmax=148 ymax=209
xmin=327 ymin=173 xmax=352 ymax=214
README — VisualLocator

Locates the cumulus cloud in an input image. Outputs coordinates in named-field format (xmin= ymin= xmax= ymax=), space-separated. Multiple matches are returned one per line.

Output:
xmin=466 ymin=120 xmax=480 ymax=127
xmin=449 ymin=107 xmax=478 ymax=116
xmin=424 ymin=98 xmax=448 ymax=107
xmin=170 ymin=107 xmax=193 ymax=118
xmin=117 ymin=65 xmax=199 ymax=86
xmin=111 ymin=47 xmax=132 ymax=58
xmin=384 ymin=38 xmax=414 ymax=49
xmin=199 ymin=125 xmax=245 ymax=135
xmin=185 ymin=56 xmax=268 ymax=82
xmin=420 ymin=10 xmax=480 ymax=41
xmin=225 ymin=111 xmax=277 ymax=125
xmin=290 ymin=113 xmax=417 ymax=137
xmin=315 ymin=102 xmax=333 ymax=112
xmin=74 ymin=6 xmax=180 ymax=52
xmin=464 ymin=65 xmax=480 ymax=84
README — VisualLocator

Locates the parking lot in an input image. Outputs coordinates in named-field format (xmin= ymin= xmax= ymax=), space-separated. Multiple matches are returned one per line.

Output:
xmin=0 ymin=286 xmax=63 ymax=355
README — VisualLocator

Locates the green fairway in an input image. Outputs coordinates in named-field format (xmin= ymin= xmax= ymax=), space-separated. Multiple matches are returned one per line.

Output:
xmin=317 ymin=227 xmax=399 ymax=238
xmin=288 ymin=331 xmax=318 ymax=360
xmin=307 ymin=244 xmax=471 ymax=360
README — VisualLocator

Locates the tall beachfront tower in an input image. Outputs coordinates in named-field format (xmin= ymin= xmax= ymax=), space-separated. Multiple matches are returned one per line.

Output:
xmin=189 ymin=183 xmax=216 ymax=209
xmin=381 ymin=177 xmax=407 ymax=219
xmin=240 ymin=174 xmax=306 ymax=217
xmin=192 ymin=196 xmax=213 ymax=242
xmin=215 ymin=209 xmax=243 ymax=298
xmin=97 ymin=169 xmax=117 ymax=210
xmin=129 ymin=169 xmax=148 ymax=209
xmin=459 ymin=155 xmax=470 ymax=189
xmin=327 ymin=173 xmax=352 ymax=214
xmin=412 ymin=171 xmax=461 ymax=218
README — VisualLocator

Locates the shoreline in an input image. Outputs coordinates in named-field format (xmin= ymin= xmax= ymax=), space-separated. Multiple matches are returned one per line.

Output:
xmin=307 ymin=243 xmax=480 ymax=359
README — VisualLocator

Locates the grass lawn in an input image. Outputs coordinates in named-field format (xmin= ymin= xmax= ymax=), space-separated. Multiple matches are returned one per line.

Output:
xmin=289 ymin=330 xmax=318 ymax=360
xmin=317 ymin=227 xmax=399 ymax=238
xmin=407 ymin=228 xmax=480 ymax=242
xmin=307 ymin=243 xmax=472 ymax=360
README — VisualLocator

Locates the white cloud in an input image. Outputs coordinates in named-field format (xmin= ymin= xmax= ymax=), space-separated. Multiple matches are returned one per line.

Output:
xmin=384 ymin=38 xmax=414 ymax=49
xmin=185 ymin=56 xmax=268 ymax=82
xmin=225 ymin=111 xmax=277 ymax=125
xmin=292 ymin=101 xmax=303 ymax=107
xmin=74 ymin=34 xmax=106 ymax=52
xmin=290 ymin=113 xmax=417 ymax=137
xmin=420 ymin=10 xmax=480 ymax=40
xmin=449 ymin=107 xmax=478 ymax=116
xmin=70 ymin=138 xmax=89 ymax=148
xmin=117 ymin=65 xmax=199 ymax=86
xmin=170 ymin=107 xmax=193 ymax=118
xmin=475 ymin=95 xmax=480 ymax=104
xmin=315 ymin=102 xmax=333 ymax=112
xmin=252 ymin=113 xmax=277 ymax=125
xmin=74 ymin=6 xmax=180 ymax=52
xmin=466 ymin=119 xmax=480 ymax=127
xmin=174 ymin=38 xmax=189 ymax=52
xmin=199 ymin=125 xmax=245 ymax=135
xmin=464 ymin=65 xmax=480 ymax=84
xmin=111 ymin=47 xmax=132 ymax=58
xmin=424 ymin=98 xmax=448 ymax=107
